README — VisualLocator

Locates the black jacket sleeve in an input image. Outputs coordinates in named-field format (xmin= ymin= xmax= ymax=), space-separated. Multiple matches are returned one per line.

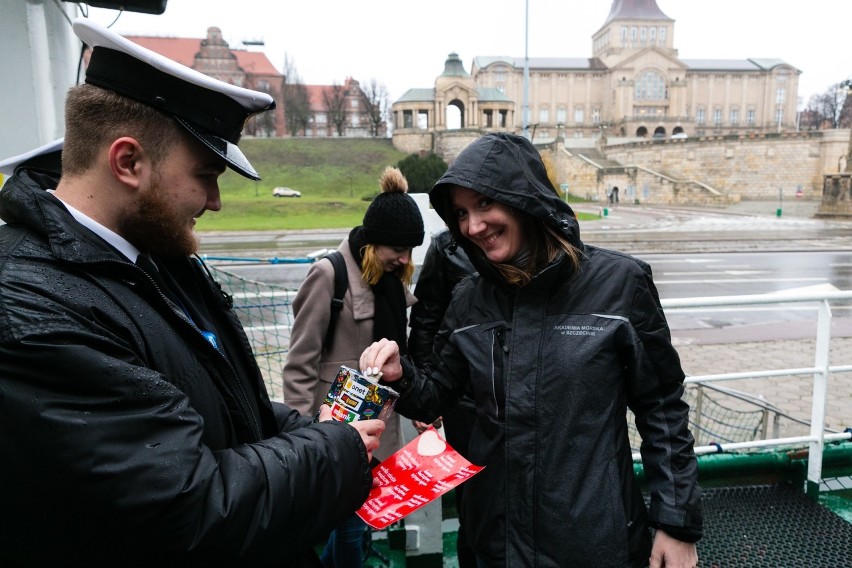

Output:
xmin=623 ymin=262 xmax=703 ymax=541
xmin=0 ymin=333 xmax=372 ymax=565
xmin=409 ymin=231 xmax=475 ymax=367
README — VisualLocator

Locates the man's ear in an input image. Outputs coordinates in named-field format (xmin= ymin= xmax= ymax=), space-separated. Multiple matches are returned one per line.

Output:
xmin=108 ymin=137 xmax=147 ymax=189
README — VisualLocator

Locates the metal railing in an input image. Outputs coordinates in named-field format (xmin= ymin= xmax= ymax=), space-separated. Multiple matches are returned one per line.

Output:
xmin=632 ymin=290 xmax=852 ymax=497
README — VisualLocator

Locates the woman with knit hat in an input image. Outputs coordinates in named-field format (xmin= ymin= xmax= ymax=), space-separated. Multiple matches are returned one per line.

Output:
xmin=283 ymin=166 xmax=424 ymax=567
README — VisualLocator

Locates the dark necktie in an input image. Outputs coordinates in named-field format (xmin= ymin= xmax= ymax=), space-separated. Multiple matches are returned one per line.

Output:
xmin=136 ymin=254 xmax=180 ymax=305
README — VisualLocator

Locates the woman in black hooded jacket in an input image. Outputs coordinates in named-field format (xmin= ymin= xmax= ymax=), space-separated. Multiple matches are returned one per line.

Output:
xmin=361 ymin=133 xmax=702 ymax=567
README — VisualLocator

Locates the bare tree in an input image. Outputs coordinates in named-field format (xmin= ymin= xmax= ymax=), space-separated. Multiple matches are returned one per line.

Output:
xmin=361 ymin=78 xmax=389 ymax=138
xmin=281 ymin=53 xmax=311 ymax=136
xmin=805 ymin=83 xmax=849 ymax=129
xmin=323 ymin=82 xmax=347 ymax=137
xmin=841 ymin=81 xmax=852 ymax=129
xmin=246 ymin=81 xmax=277 ymax=137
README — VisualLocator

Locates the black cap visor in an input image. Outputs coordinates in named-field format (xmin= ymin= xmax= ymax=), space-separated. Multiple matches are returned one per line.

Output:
xmin=175 ymin=117 xmax=260 ymax=180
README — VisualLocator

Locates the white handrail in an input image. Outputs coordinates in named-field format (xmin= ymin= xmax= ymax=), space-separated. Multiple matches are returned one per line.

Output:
xmin=661 ymin=290 xmax=852 ymax=308
xmin=635 ymin=290 xmax=852 ymax=496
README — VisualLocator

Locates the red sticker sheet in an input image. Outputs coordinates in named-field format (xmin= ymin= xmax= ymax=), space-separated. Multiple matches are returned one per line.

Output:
xmin=357 ymin=427 xmax=485 ymax=530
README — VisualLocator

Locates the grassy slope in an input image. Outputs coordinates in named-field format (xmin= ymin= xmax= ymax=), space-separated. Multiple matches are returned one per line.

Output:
xmin=196 ymin=137 xmax=595 ymax=231
xmin=197 ymin=138 xmax=410 ymax=231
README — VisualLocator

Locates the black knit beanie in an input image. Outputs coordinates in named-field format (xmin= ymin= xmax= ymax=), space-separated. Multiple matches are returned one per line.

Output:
xmin=360 ymin=166 xmax=425 ymax=248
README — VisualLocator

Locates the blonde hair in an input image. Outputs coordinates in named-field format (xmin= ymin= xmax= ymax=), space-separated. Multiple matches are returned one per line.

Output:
xmin=360 ymin=244 xmax=416 ymax=287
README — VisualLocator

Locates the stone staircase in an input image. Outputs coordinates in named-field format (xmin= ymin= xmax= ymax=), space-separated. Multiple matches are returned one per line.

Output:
xmin=565 ymin=146 xmax=728 ymax=205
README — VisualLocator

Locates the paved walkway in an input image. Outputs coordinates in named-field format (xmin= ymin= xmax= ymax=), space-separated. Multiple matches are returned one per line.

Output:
xmin=676 ymin=336 xmax=852 ymax=440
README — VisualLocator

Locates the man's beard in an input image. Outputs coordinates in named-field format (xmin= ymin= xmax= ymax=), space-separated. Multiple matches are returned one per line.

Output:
xmin=119 ymin=174 xmax=200 ymax=257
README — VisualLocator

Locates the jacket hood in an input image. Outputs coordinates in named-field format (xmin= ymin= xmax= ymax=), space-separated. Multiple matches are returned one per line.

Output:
xmin=429 ymin=133 xmax=582 ymax=252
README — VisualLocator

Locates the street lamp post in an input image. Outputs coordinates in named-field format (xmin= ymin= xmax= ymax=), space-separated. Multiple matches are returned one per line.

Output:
xmin=522 ymin=0 xmax=529 ymax=139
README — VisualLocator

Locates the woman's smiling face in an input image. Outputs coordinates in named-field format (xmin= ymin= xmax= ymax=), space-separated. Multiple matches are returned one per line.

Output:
xmin=450 ymin=185 xmax=523 ymax=264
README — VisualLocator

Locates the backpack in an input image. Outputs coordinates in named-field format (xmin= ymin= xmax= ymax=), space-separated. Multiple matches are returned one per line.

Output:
xmin=323 ymin=251 xmax=348 ymax=347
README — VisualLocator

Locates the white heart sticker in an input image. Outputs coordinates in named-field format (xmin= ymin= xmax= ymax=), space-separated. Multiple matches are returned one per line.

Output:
xmin=416 ymin=429 xmax=447 ymax=457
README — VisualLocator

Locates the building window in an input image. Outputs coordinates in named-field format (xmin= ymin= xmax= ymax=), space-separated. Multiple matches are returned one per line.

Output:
xmin=659 ymin=27 xmax=666 ymax=42
xmin=494 ymin=72 xmax=507 ymax=82
xmin=634 ymin=70 xmax=667 ymax=100
xmin=621 ymin=26 xmax=628 ymax=45
xmin=556 ymin=107 xmax=567 ymax=123
xmin=650 ymin=27 xmax=656 ymax=45
xmin=351 ymin=114 xmax=360 ymax=126
xmin=351 ymin=100 xmax=359 ymax=109
xmin=592 ymin=108 xmax=601 ymax=124
xmin=747 ymin=109 xmax=756 ymax=125
xmin=713 ymin=108 xmax=722 ymax=125
xmin=776 ymin=87 xmax=786 ymax=104
xmin=730 ymin=108 xmax=739 ymax=125
xmin=775 ymin=107 xmax=783 ymax=124
xmin=316 ymin=113 xmax=327 ymax=124
xmin=696 ymin=108 xmax=706 ymax=124
xmin=574 ymin=107 xmax=584 ymax=123
xmin=539 ymin=108 xmax=549 ymax=123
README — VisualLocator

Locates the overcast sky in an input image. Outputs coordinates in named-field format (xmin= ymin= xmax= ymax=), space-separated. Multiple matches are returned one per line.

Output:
xmin=84 ymin=0 xmax=850 ymax=109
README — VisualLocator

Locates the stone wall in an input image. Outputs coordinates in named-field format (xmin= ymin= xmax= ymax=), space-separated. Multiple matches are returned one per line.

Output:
xmin=391 ymin=131 xmax=435 ymax=155
xmin=433 ymin=130 xmax=483 ymax=165
xmin=550 ymin=130 xmax=849 ymax=205
xmin=397 ymin=128 xmax=850 ymax=206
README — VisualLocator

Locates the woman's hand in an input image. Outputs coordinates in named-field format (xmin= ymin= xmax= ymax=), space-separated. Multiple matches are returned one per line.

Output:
xmin=359 ymin=339 xmax=403 ymax=383
xmin=649 ymin=530 xmax=698 ymax=568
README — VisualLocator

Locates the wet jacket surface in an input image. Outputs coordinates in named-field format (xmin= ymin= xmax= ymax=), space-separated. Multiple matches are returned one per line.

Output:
xmin=0 ymin=174 xmax=372 ymax=566
xmin=392 ymin=133 xmax=702 ymax=567
xmin=282 ymin=240 xmax=415 ymax=461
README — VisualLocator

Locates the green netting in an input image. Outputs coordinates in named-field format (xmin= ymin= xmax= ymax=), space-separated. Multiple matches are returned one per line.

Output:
xmin=211 ymin=265 xmax=296 ymax=402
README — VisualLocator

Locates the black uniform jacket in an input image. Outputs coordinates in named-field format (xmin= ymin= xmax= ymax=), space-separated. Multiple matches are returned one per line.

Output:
xmin=0 ymin=173 xmax=371 ymax=566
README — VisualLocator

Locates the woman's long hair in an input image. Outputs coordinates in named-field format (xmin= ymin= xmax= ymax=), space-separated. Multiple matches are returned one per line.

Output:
xmin=360 ymin=244 xmax=416 ymax=286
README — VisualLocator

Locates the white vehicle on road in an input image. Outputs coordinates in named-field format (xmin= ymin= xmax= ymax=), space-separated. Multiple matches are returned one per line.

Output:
xmin=272 ymin=187 xmax=302 ymax=197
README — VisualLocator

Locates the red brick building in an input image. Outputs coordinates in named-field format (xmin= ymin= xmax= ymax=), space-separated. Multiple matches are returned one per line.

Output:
xmin=128 ymin=27 xmax=285 ymax=137
xmin=126 ymin=27 xmax=384 ymax=138
xmin=302 ymin=78 xmax=385 ymax=138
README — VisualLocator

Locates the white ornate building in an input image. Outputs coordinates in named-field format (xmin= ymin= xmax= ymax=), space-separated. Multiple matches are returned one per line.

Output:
xmin=392 ymin=0 xmax=800 ymax=151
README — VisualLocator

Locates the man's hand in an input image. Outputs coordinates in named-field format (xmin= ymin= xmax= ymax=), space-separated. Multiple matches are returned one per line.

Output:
xmin=360 ymin=339 xmax=403 ymax=383
xmin=649 ymin=530 xmax=698 ymax=568
xmin=412 ymin=418 xmax=442 ymax=434
xmin=317 ymin=405 xmax=385 ymax=463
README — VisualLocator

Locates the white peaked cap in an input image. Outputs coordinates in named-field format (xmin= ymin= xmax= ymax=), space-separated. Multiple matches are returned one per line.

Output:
xmin=73 ymin=18 xmax=275 ymax=180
